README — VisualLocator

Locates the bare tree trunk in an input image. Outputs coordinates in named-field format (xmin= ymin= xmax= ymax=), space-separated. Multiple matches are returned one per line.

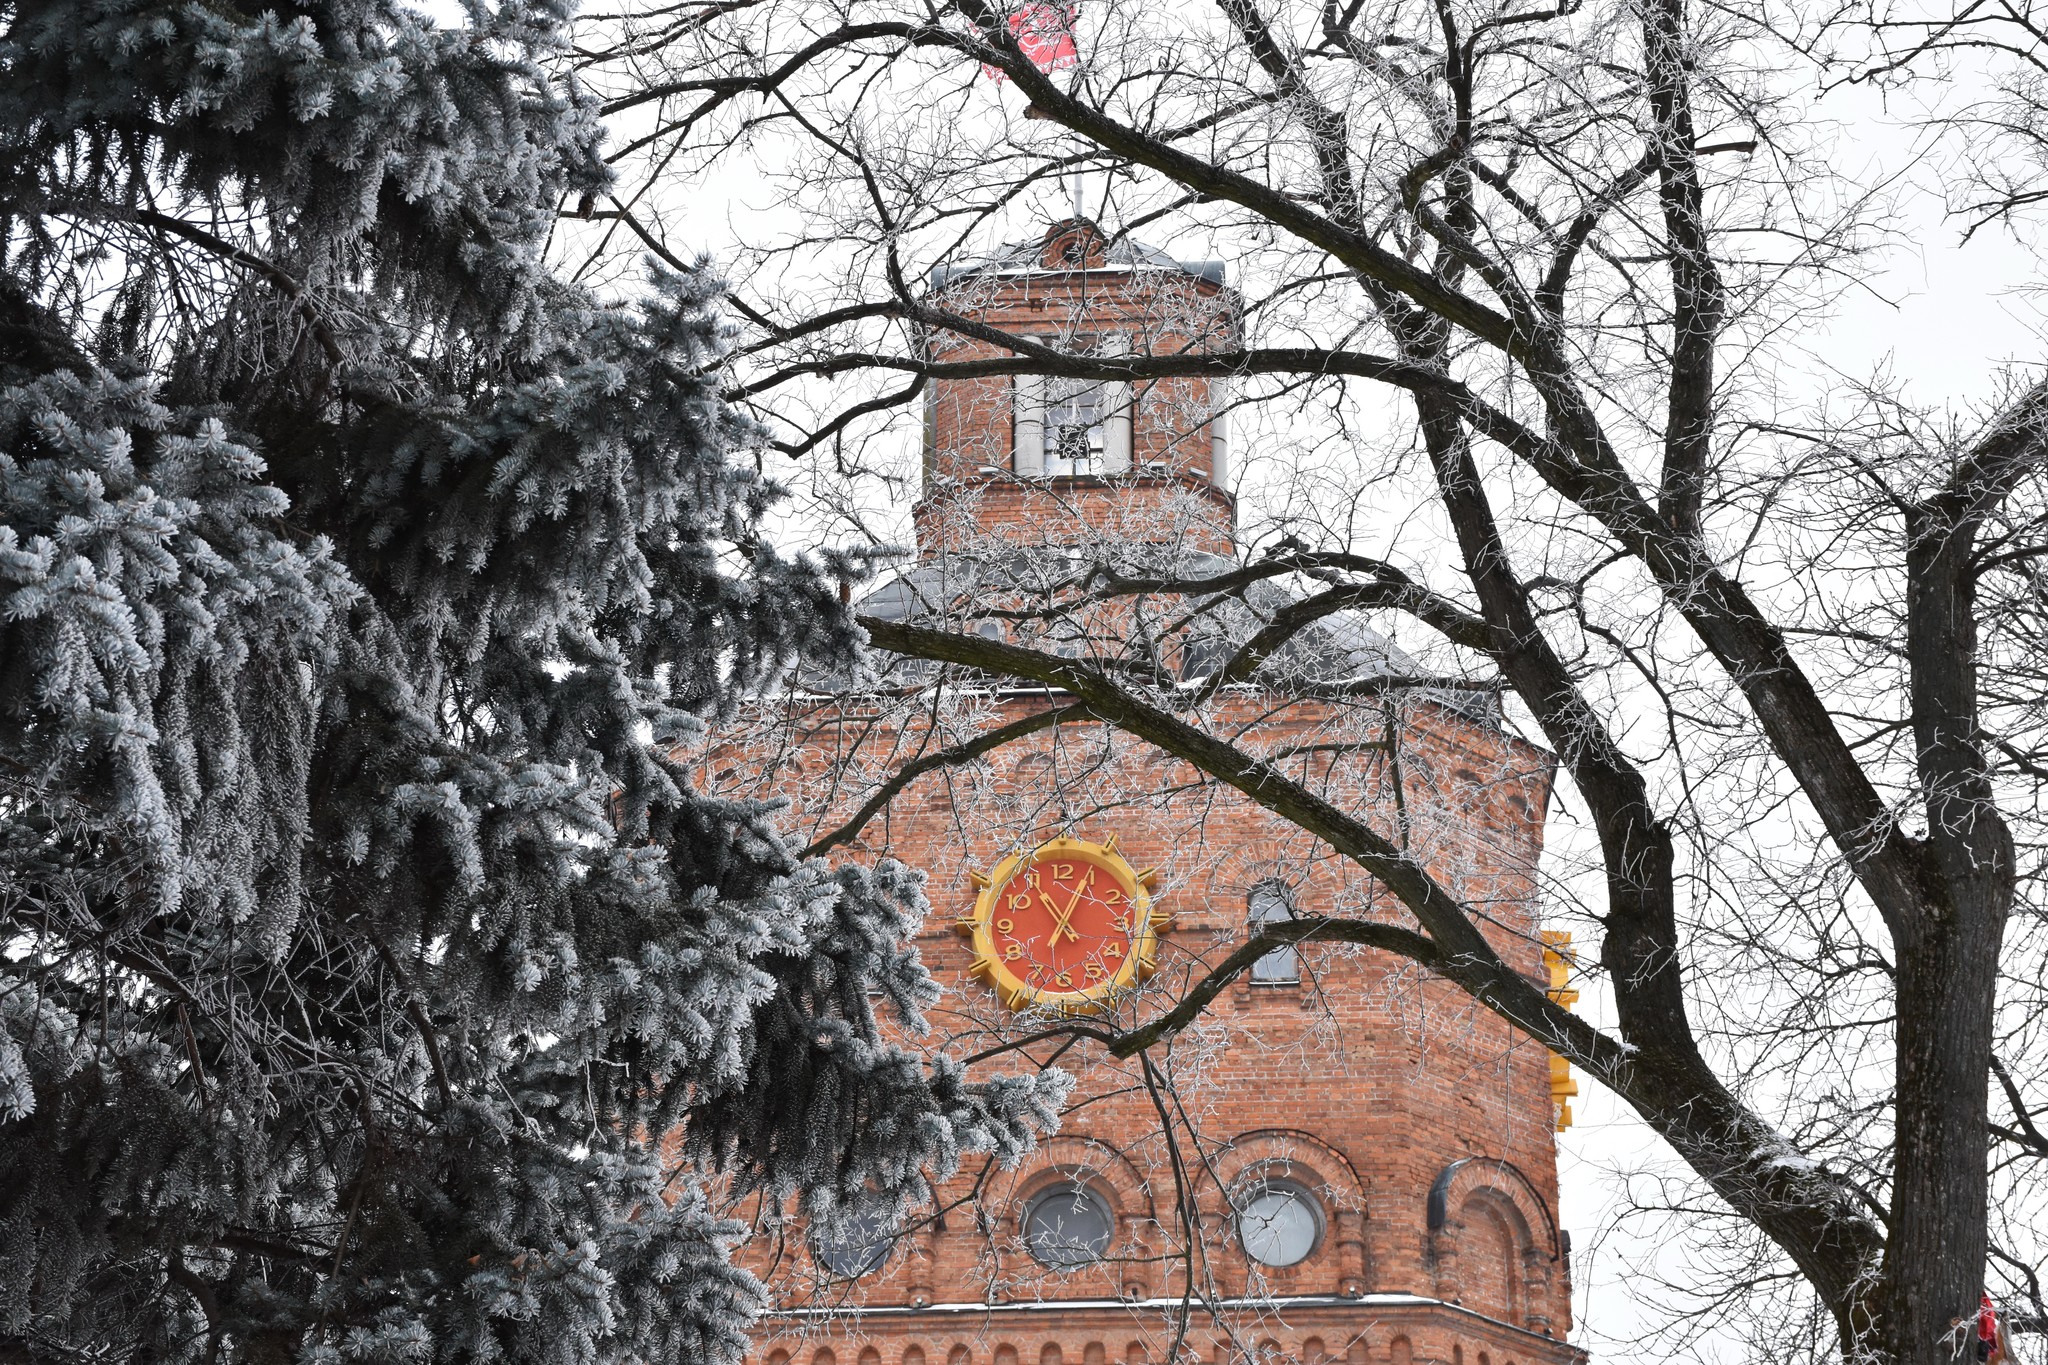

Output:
xmin=1879 ymin=469 xmax=2022 ymax=1362
xmin=1885 ymin=904 xmax=2005 ymax=1363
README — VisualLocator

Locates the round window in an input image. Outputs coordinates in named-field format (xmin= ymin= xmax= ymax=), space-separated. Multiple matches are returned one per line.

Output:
xmin=1022 ymin=1182 xmax=1115 ymax=1268
xmin=1235 ymin=1180 xmax=1323 ymax=1268
xmin=813 ymin=1208 xmax=896 ymax=1278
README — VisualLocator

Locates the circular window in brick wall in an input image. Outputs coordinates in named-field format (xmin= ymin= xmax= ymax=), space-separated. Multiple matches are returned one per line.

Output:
xmin=813 ymin=1208 xmax=896 ymax=1278
xmin=1235 ymin=1180 xmax=1324 ymax=1267
xmin=1023 ymin=1182 xmax=1115 ymax=1267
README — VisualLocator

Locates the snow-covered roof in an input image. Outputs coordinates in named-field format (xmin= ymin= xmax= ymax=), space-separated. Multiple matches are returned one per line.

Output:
xmin=928 ymin=219 xmax=1226 ymax=289
xmin=844 ymin=547 xmax=1501 ymax=726
xmin=769 ymin=1289 xmax=1564 ymax=1346
xmin=776 ymin=1291 xmax=1448 ymax=1317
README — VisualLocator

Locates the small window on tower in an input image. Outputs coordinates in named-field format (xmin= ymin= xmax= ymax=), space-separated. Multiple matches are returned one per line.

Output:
xmin=1045 ymin=376 xmax=1104 ymax=475
xmin=1248 ymin=881 xmax=1299 ymax=984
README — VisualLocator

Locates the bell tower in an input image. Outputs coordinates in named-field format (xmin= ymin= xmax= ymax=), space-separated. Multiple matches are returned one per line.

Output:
xmin=718 ymin=218 xmax=1588 ymax=1365
xmin=914 ymin=218 xmax=1238 ymax=559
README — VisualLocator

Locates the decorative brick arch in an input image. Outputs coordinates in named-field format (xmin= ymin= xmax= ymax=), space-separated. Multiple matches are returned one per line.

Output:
xmin=1215 ymin=1129 xmax=1370 ymax=1296
xmin=1003 ymin=1133 xmax=1157 ymax=1222
xmin=1005 ymin=752 xmax=1057 ymax=786
xmin=1217 ymin=1128 xmax=1365 ymax=1201
xmin=1425 ymin=1158 xmax=1560 ymax=1334
xmin=994 ymin=1133 xmax=1158 ymax=1297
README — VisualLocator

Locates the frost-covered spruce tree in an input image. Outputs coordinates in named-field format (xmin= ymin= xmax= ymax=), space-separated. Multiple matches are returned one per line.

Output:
xmin=0 ymin=4 xmax=1065 ymax=1363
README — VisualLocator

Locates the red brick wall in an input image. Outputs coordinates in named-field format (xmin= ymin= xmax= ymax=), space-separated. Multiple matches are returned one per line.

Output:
xmin=910 ymin=476 xmax=1237 ymax=559
xmin=916 ymin=224 xmax=1239 ymax=557
xmin=702 ymin=693 xmax=1580 ymax=1365
xmin=754 ymin=1303 xmax=1563 ymax=1365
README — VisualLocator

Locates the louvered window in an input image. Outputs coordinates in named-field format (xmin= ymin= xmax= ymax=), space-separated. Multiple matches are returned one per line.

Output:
xmin=1012 ymin=338 xmax=1130 ymax=476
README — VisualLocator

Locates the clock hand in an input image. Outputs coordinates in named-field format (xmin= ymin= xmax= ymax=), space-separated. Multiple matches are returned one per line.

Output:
xmin=1051 ymin=870 xmax=1095 ymax=945
xmin=1037 ymin=891 xmax=1079 ymax=944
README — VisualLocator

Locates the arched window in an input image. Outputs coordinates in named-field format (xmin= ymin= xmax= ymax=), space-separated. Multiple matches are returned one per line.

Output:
xmin=1022 ymin=1181 xmax=1116 ymax=1267
xmin=1247 ymin=881 xmax=1299 ymax=984
xmin=1234 ymin=1178 xmax=1324 ymax=1266
xmin=812 ymin=1207 xmax=896 ymax=1279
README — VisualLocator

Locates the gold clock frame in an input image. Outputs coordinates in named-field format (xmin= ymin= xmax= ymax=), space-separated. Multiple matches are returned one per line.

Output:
xmin=954 ymin=834 xmax=1170 ymax=1015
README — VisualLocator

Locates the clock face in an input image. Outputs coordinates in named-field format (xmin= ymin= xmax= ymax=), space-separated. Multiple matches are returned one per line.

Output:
xmin=958 ymin=836 xmax=1167 ymax=1014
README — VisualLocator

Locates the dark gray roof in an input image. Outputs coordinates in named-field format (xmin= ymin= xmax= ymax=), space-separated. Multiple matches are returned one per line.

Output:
xmin=843 ymin=547 xmax=1500 ymax=725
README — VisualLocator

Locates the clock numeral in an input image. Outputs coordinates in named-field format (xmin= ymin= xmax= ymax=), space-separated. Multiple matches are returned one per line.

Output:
xmin=1003 ymin=943 xmax=1024 ymax=961
xmin=995 ymin=917 xmax=1014 ymax=934
xmin=1084 ymin=962 xmax=1107 ymax=981
xmin=1008 ymin=893 xmax=1031 ymax=910
xmin=1055 ymin=971 xmax=1073 ymax=988
xmin=1103 ymin=888 xmax=1123 ymax=904
xmin=1110 ymin=914 xmax=1130 ymax=933
xmin=1103 ymin=942 xmax=1123 ymax=960
xmin=1052 ymin=863 xmax=1074 ymax=879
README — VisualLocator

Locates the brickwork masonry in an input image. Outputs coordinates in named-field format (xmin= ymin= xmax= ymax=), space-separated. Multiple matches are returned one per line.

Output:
xmin=696 ymin=221 xmax=1587 ymax=1365
xmin=700 ymin=691 xmax=1583 ymax=1365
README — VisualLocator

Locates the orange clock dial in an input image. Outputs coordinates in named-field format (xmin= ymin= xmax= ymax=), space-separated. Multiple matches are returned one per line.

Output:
xmin=957 ymin=836 xmax=1168 ymax=1014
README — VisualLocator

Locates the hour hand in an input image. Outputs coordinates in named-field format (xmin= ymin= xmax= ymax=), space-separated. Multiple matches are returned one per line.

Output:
xmin=1038 ymin=892 xmax=1079 ymax=943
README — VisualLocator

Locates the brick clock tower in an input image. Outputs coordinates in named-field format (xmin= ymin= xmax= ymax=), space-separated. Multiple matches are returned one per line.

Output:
xmin=719 ymin=219 xmax=1586 ymax=1365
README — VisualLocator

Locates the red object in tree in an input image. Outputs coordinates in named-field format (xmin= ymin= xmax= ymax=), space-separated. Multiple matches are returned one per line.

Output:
xmin=982 ymin=2 xmax=1079 ymax=79
xmin=1979 ymin=1294 xmax=2008 ymax=1363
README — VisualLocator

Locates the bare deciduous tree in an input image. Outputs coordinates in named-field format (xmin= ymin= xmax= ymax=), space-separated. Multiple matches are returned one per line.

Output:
xmin=569 ymin=0 xmax=2048 ymax=1359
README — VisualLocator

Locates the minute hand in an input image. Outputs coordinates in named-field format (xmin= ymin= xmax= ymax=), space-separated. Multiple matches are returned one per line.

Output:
xmin=1038 ymin=891 xmax=1079 ymax=944
xmin=1055 ymin=870 xmax=1094 ymax=943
